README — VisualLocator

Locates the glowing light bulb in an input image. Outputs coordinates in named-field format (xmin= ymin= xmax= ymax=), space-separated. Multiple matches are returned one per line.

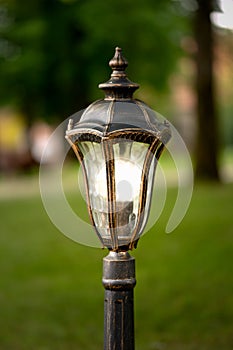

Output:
xmin=95 ymin=159 xmax=142 ymax=202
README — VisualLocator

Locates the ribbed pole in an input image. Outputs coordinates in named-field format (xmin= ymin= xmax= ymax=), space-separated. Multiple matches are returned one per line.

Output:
xmin=102 ymin=251 xmax=136 ymax=350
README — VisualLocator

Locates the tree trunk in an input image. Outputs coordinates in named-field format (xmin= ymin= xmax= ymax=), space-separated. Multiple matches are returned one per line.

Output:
xmin=194 ymin=0 xmax=220 ymax=181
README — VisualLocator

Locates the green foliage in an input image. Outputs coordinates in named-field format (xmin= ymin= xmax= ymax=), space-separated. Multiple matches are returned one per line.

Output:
xmin=0 ymin=0 xmax=188 ymax=122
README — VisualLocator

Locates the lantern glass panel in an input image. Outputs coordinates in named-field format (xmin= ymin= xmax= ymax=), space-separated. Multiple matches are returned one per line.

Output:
xmin=135 ymin=155 xmax=157 ymax=240
xmin=78 ymin=141 xmax=109 ymax=238
xmin=112 ymin=141 xmax=149 ymax=243
xmin=78 ymin=138 xmax=156 ymax=249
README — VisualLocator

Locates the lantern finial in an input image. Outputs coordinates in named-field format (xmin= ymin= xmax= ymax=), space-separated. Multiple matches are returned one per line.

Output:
xmin=109 ymin=47 xmax=128 ymax=77
xmin=99 ymin=47 xmax=139 ymax=100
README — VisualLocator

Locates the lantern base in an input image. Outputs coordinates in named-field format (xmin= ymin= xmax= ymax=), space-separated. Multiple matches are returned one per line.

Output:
xmin=102 ymin=238 xmax=139 ymax=252
xmin=102 ymin=251 xmax=136 ymax=350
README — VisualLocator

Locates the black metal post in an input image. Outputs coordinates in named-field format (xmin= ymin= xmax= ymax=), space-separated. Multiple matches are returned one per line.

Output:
xmin=102 ymin=251 xmax=136 ymax=350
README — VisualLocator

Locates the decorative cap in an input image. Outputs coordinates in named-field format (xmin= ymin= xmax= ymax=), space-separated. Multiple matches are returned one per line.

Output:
xmin=109 ymin=47 xmax=128 ymax=77
xmin=99 ymin=47 xmax=139 ymax=100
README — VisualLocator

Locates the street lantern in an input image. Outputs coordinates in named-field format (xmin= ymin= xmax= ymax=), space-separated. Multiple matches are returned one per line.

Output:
xmin=66 ymin=47 xmax=171 ymax=350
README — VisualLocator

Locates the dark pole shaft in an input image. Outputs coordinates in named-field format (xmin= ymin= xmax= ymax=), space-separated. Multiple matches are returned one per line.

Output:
xmin=102 ymin=251 xmax=136 ymax=350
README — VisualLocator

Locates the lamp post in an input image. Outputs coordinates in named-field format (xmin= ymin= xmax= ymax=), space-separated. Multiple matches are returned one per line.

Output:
xmin=66 ymin=47 xmax=171 ymax=350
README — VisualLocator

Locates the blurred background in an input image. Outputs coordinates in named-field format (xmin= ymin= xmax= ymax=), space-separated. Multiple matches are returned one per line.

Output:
xmin=0 ymin=0 xmax=232 ymax=349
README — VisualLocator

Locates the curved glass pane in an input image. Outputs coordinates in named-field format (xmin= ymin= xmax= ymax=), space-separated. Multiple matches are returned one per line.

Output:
xmin=111 ymin=141 xmax=147 ymax=247
xmin=136 ymin=155 xmax=157 ymax=239
xmin=78 ymin=139 xmax=156 ymax=249
xmin=78 ymin=142 xmax=109 ymax=240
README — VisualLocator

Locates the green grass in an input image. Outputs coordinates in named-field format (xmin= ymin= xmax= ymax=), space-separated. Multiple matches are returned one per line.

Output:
xmin=0 ymin=180 xmax=233 ymax=349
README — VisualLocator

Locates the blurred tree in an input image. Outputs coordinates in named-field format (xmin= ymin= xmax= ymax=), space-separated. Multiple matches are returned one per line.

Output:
xmin=193 ymin=0 xmax=221 ymax=181
xmin=0 ymin=0 xmax=89 ymax=124
xmin=0 ymin=0 xmax=186 ymax=124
